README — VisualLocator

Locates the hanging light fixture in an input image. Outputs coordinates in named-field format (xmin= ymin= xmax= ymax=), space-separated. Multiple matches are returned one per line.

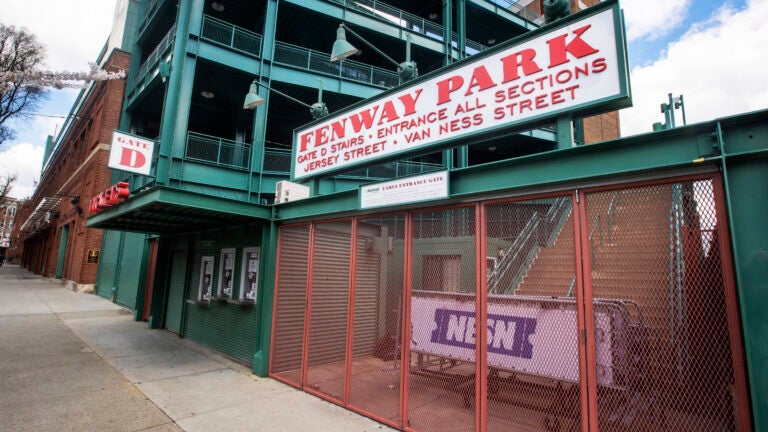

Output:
xmin=330 ymin=23 xmax=418 ymax=83
xmin=243 ymin=79 xmax=329 ymax=119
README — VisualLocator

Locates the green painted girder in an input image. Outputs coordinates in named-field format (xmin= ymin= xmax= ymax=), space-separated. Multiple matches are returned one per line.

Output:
xmin=268 ymin=65 xmax=383 ymax=99
xmin=194 ymin=39 xmax=264 ymax=75
xmin=450 ymin=127 xmax=720 ymax=198
xmin=175 ymin=161 xmax=251 ymax=189
xmin=273 ymin=110 xmax=767 ymax=220
xmin=191 ymin=36 xmax=383 ymax=99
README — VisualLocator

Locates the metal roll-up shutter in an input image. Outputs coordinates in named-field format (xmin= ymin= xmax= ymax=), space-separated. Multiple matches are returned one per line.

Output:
xmin=272 ymin=226 xmax=310 ymax=376
xmin=353 ymin=235 xmax=380 ymax=356
xmin=307 ymin=226 xmax=351 ymax=367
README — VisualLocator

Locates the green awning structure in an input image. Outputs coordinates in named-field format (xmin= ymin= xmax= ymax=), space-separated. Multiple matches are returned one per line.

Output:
xmin=87 ymin=186 xmax=271 ymax=235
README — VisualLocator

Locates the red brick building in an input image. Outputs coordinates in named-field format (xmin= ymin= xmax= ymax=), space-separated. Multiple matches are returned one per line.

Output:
xmin=19 ymin=49 xmax=129 ymax=291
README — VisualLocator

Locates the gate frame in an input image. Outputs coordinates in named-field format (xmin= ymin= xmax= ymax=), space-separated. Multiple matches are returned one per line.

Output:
xmin=266 ymin=111 xmax=766 ymax=431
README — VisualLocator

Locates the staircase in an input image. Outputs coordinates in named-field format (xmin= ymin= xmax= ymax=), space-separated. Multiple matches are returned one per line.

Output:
xmin=487 ymin=198 xmax=571 ymax=295
xmin=513 ymin=211 xmax=575 ymax=297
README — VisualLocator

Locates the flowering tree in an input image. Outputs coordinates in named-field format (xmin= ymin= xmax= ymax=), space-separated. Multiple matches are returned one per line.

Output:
xmin=0 ymin=23 xmax=125 ymax=146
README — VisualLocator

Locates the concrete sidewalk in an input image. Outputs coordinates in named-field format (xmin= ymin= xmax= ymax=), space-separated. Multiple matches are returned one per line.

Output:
xmin=0 ymin=264 xmax=392 ymax=432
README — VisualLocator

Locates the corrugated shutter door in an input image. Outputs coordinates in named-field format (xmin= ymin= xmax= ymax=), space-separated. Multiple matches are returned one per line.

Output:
xmin=271 ymin=226 xmax=310 ymax=382
xmin=353 ymin=235 xmax=380 ymax=356
xmin=166 ymin=250 xmax=187 ymax=334
xmin=307 ymin=226 xmax=351 ymax=367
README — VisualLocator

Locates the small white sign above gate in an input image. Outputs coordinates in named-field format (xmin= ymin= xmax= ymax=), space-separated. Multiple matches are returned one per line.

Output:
xmin=360 ymin=170 xmax=449 ymax=209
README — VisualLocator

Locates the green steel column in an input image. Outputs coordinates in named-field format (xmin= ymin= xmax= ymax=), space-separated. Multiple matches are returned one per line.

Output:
xmin=456 ymin=0 xmax=466 ymax=61
xmin=156 ymin=0 xmax=195 ymax=185
xmin=557 ymin=114 xmax=574 ymax=149
xmin=456 ymin=0 xmax=468 ymax=168
xmin=442 ymin=0 xmax=452 ymax=66
xmin=250 ymin=0 xmax=279 ymax=202
xmin=253 ymin=220 xmax=278 ymax=377
xmin=720 ymin=145 xmax=768 ymax=430
xmin=169 ymin=55 xmax=196 ymax=161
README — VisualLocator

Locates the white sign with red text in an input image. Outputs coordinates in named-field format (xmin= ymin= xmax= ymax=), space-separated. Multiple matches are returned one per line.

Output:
xmin=108 ymin=131 xmax=155 ymax=176
xmin=360 ymin=170 xmax=448 ymax=209
xmin=293 ymin=3 xmax=628 ymax=180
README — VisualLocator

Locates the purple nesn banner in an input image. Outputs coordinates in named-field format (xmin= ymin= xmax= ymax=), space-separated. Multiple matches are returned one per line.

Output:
xmin=411 ymin=295 xmax=616 ymax=385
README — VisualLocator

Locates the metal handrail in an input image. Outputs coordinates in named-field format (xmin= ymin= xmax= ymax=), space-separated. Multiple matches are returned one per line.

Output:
xmin=185 ymin=132 xmax=252 ymax=170
xmin=274 ymin=40 xmax=399 ymax=88
xmin=202 ymin=15 xmax=262 ymax=57
xmin=488 ymin=215 xmax=539 ymax=294
xmin=127 ymin=25 xmax=175 ymax=99
xmin=589 ymin=190 xmax=620 ymax=268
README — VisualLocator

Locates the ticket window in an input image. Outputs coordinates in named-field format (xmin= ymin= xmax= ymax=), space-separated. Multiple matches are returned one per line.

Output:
xmin=240 ymin=247 xmax=260 ymax=302
xmin=198 ymin=256 xmax=215 ymax=301
xmin=218 ymin=248 xmax=235 ymax=298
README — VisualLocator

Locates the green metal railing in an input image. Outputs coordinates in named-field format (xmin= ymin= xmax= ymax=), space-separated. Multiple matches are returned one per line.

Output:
xmin=185 ymin=132 xmax=252 ymax=170
xmin=273 ymin=41 xmax=400 ymax=88
xmin=263 ymin=148 xmax=292 ymax=173
xmin=201 ymin=15 xmax=262 ymax=57
xmin=137 ymin=0 xmax=166 ymax=36
xmin=340 ymin=160 xmax=443 ymax=179
xmin=199 ymin=15 xmax=399 ymax=88
xmin=127 ymin=25 xmax=175 ymax=100
xmin=488 ymin=197 xmax=571 ymax=295
xmin=589 ymin=190 xmax=620 ymax=268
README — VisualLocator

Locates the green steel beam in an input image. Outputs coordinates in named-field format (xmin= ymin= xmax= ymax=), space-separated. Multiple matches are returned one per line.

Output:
xmin=269 ymin=65 xmax=383 ymax=99
xmin=195 ymin=42 xmax=264 ymax=75
xmin=272 ymin=113 xmax=760 ymax=221
xmin=157 ymin=0 xmax=194 ymax=186
xmin=443 ymin=0 xmax=453 ymax=65
xmin=713 ymin=110 xmax=768 ymax=431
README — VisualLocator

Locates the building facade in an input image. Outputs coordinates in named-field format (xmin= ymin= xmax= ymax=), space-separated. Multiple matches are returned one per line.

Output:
xmin=0 ymin=198 xmax=18 ymax=262
xmin=18 ymin=49 xmax=130 ymax=291
xmin=69 ymin=0 xmax=767 ymax=430
xmin=87 ymin=0 xmax=620 ymax=365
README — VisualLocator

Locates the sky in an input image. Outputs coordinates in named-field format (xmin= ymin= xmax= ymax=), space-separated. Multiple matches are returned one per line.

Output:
xmin=1 ymin=0 xmax=767 ymax=199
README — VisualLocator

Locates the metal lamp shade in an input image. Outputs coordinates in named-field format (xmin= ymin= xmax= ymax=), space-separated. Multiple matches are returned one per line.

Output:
xmin=330 ymin=25 xmax=361 ymax=62
xmin=243 ymin=81 xmax=266 ymax=109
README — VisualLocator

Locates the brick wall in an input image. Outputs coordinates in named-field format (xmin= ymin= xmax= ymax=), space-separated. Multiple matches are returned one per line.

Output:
xmin=20 ymin=49 xmax=130 ymax=285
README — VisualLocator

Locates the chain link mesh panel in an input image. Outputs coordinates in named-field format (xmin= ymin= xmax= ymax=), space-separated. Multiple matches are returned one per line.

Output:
xmin=305 ymin=221 xmax=352 ymax=403
xmin=409 ymin=207 xmax=477 ymax=432
xmin=585 ymin=180 xmax=742 ymax=431
xmin=485 ymin=197 xmax=582 ymax=432
xmin=271 ymin=225 xmax=310 ymax=386
xmin=349 ymin=216 xmax=406 ymax=427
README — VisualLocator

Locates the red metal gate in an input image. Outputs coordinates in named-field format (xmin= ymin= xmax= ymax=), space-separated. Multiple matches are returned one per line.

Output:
xmin=269 ymin=173 xmax=751 ymax=432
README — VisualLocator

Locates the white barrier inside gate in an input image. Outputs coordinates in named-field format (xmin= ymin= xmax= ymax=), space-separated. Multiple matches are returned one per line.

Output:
xmin=411 ymin=293 xmax=618 ymax=386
